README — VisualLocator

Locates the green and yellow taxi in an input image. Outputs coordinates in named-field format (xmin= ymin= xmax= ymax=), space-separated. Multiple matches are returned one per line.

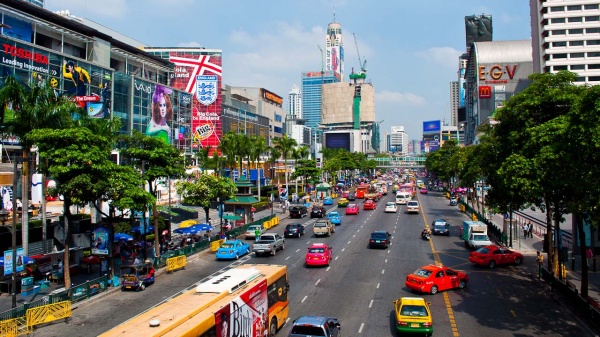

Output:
xmin=392 ymin=297 xmax=433 ymax=336
xmin=337 ymin=198 xmax=349 ymax=207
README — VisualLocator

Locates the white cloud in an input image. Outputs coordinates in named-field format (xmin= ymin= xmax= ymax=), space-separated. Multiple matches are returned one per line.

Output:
xmin=416 ymin=47 xmax=463 ymax=68
xmin=376 ymin=90 xmax=425 ymax=105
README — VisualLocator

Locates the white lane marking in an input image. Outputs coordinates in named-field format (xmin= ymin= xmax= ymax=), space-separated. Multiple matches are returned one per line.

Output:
xmin=377 ymin=283 xmax=380 ymax=289
xmin=302 ymin=296 xmax=308 ymax=303
xmin=285 ymin=256 xmax=290 ymax=260
xmin=348 ymin=241 xmax=351 ymax=244
xmin=353 ymin=234 xmax=356 ymax=238
xmin=385 ymin=259 xmax=388 ymax=263
xmin=358 ymin=323 xmax=365 ymax=334
xmin=369 ymin=299 xmax=374 ymax=308
xmin=315 ymin=279 xmax=321 ymax=286
xmin=335 ymin=256 xmax=339 ymax=260
xmin=295 ymin=249 xmax=300 ymax=252
xmin=342 ymin=248 xmax=345 ymax=252
xmin=387 ymin=249 xmax=391 ymax=254
xmin=326 ymin=266 xmax=331 ymax=271
xmin=382 ymin=269 xmax=385 ymax=274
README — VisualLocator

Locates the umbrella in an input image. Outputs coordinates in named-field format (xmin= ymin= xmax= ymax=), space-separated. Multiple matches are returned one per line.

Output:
xmin=178 ymin=220 xmax=199 ymax=228
xmin=131 ymin=225 xmax=154 ymax=234
xmin=189 ymin=223 xmax=213 ymax=232
xmin=0 ymin=255 xmax=35 ymax=267
xmin=114 ymin=233 xmax=134 ymax=242
xmin=173 ymin=227 xmax=198 ymax=235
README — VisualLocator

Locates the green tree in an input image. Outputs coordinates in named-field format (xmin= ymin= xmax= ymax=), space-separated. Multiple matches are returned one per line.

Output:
xmin=273 ymin=134 xmax=297 ymax=195
xmin=0 ymin=75 xmax=76 ymax=255
xmin=119 ymin=131 xmax=185 ymax=258
xmin=249 ymin=135 xmax=268 ymax=198
xmin=292 ymin=159 xmax=321 ymax=196
xmin=27 ymin=127 xmax=113 ymax=288
xmin=175 ymin=174 xmax=237 ymax=223
xmin=219 ymin=132 xmax=238 ymax=177
xmin=268 ymin=146 xmax=282 ymax=187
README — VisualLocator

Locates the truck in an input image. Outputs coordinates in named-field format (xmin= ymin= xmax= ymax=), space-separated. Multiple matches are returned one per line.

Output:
xmin=313 ymin=219 xmax=335 ymax=237
xmin=252 ymin=233 xmax=285 ymax=256
xmin=462 ymin=220 xmax=492 ymax=250
xmin=364 ymin=185 xmax=381 ymax=202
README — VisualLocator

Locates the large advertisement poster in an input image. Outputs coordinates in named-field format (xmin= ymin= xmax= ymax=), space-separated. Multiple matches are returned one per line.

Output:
xmin=215 ymin=279 xmax=268 ymax=337
xmin=327 ymin=46 xmax=342 ymax=78
xmin=91 ymin=225 xmax=110 ymax=256
xmin=168 ymin=53 xmax=222 ymax=155
xmin=145 ymin=84 xmax=173 ymax=143
xmin=423 ymin=120 xmax=441 ymax=134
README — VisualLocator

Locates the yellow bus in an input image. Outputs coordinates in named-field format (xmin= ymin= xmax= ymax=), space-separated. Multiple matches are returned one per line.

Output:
xmin=99 ymin=264 xmax=289 ymax=337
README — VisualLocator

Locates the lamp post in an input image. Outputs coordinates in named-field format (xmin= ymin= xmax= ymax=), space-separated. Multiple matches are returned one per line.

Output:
xmin=10 ymin=158 xmax=24 ymax=308
xmin=217 ymin=197 xmax=224 ymax=235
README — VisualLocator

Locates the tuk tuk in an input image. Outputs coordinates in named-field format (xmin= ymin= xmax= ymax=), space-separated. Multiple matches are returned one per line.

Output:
xmin=120 ymin=262 xmax=155 ymax=292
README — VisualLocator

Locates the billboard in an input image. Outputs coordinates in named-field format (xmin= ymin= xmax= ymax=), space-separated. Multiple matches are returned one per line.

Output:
xmin=326 ymin=46 xmax=342 ymax=78
xmin=168 ymin=52 xmax=223 ymax=155
xmin=145 ymin=84 xmax=173 ymax=143
xmin=421 ymin=140 xmax=439 ymax=154
xmin=215 ymin=279 xmax=268 ymax=337
xmin=324 ymin=132 xmax=351 ymax=151
xmin=423 ymin=120 xmax=441 ymax=134
xmin=459 ymin=68 xmax=466 ymax=108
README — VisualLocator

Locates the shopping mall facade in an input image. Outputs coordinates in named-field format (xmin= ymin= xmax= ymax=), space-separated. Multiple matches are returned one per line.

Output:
xmin=0 ymin=1 xmax=273 ymax=163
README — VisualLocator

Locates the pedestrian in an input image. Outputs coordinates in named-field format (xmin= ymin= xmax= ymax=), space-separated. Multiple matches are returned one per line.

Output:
xmin=536 ymin=251 xmax=544 ymax=279
xmin=528 ymin=221 xmax=533 ymax=238
xmin=522 ymin=223 xmax=529 ymax=239
xmin=254 ymin=228 xmax=261 ymax=242
xmin=586 ymin=247 xmax=594 ymax=268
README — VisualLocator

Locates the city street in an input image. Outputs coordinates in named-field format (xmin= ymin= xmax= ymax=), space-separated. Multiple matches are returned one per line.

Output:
xmin=30 ymin=191 xmax=599 ymax=337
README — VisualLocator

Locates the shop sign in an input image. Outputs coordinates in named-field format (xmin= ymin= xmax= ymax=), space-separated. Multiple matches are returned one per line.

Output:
xmin=261 ymin=89 xmax=282 ymax=105
xmin=2 ymin=44 xmax=48 ymax=64
xmin=479 ymin=64 xmax=518 ymax=84
xmin=479 ymin=86 xmax=492 ymax=99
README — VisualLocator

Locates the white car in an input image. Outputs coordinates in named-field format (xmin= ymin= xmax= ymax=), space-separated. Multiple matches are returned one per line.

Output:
xmin=406 ymin=201 xmax=420 ymax=214
xmin=384 ymin=202 xmax=397 ymax=213
xmin=244 ymin=225 xmax=265 ymax=240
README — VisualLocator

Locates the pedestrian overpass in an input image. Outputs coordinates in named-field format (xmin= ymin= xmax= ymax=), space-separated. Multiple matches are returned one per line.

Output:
xmin=373 ymin=156 xmax=426 ymax=168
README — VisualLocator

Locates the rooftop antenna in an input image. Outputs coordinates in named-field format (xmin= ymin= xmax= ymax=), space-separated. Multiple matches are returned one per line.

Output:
xmin=333 ymin=6 xmax=336 ymax=22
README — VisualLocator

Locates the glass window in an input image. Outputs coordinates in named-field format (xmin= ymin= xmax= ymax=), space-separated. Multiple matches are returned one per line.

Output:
xmin=568 ymin=17 xmax=583 ymax=23
xmin=570 ymin=52 xmax=585 ymax=58
xmin=590 ymin=76 xmax=600 ymax=81
xmin=585 ymin=4 xmax=599 ymax=10
xmin=587 ymin=28 xmax=600 ymax=33
xmin=554 ymin=65 xmax=568 ymax=71
xmin=588 ymin=52 xmax=600 ymax=57
xmin=553 ymin=41 xmax=567 ymax=47
xmin=552 ymin=29 xmax=566 ymax=35
xmin=586 ymin=16 xmax=600 ymax=21
xmin=569 ymin=40 xmax=584 ymax=46
xmin=588 ymin=63 xmax=600 ymax=69
xmin=587 ymin=40 xmax=600 ymax=45
xmin=567 ymin=5 xmax=582 ymax=11
xmin=551 ymin=18 xmax=566 ymax=23
xmin=569 ymin=29 xmax=584 ymax=34
xmin=570 ymin=64 xmax=585 ymax=70
xmin=551 ymin=6 xmax=564 ymax=12
xmin=575 ymin=77 xmax=586 ymax=82
xmin=552 ymin=53 xmax=568 ymax=59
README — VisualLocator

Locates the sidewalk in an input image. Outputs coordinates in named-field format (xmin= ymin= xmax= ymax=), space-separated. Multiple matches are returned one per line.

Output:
xmin=487 ymin=213 xmax=600 ymax=308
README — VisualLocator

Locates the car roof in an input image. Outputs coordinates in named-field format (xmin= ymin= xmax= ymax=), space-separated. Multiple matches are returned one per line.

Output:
xmin=348 ymin=204 xmax=357 ymax=207
xmin=329 ymin=211 xmax=340 ymax=215
xmin=399 ymin=297 xmax=427 ymax=305
xmin=286 ymin=223 xmax=302 ymax=227
xmin=294 ymin=316 xmax=333 ymax=325
xmin=309 ymin=243 xmax=328 ymax=248
xmin=371 ymin=230 xmax=388 ymax=235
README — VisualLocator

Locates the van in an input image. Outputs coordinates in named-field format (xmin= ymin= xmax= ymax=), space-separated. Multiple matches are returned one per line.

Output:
xmin=395 ymin=192 xmax=411 ymax=205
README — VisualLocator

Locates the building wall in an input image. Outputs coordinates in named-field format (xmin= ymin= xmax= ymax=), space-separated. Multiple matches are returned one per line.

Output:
xmin=530 ymin=0 xmax=600 ymax=84
xmin=231 ymin=87 xmax=285 ymax=142
xmin=321 ymin=82 xmax=375 ymax=125
xmin=450 ymin=81 xmax=459 ymax=127
xmin=301 ymin=70 xmax=340 ymax=129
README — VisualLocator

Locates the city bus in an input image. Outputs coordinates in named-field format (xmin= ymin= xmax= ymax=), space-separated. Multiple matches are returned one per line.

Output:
xmin=398 ymin=183 xmax=416 ymax=197
xmin=355 ymin=184 xmax=369 ymax=199
xmin=100 ymin=264 xmax=289 ymax=337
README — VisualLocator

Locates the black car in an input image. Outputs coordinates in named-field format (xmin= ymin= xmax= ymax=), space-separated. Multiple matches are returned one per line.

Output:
xmin=284 ymin=223 xmax=305 ymax=238
xmin=432 ymin=219 xmax=450 ymax=236
xmin=310 ymin=205 xmax=326 ymax=218
xmin=347 ymin=193 xmax=356 ymax=201
xmin=369 ymin=230 xmax=392 ymax=249
xmin=289 ymin=205 xmax=308 ymax=218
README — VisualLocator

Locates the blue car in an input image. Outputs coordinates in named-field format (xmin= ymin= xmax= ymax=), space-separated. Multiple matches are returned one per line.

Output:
xmin=323 ymin=197 xmax=334 ymax=205
xmin=215 ymin=240 xmax=251 ymax=260
xmin=328 ymin=211 xmax=342 ymax=225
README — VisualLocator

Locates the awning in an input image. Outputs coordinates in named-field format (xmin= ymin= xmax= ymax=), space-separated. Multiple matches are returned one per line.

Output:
xmin=222 ymin=214 xmax=243 ymax=220
xmin=225 ymin=196 xmax=259 ymax=204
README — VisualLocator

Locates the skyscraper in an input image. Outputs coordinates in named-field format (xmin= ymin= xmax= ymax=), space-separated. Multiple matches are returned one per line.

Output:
xmin=301 ymin=70 xmax=340 ymax=130
xmin=325 ymin=21 xmax=344 ymax=81
xmin=288 ymin=84 xmax=301 ymax=118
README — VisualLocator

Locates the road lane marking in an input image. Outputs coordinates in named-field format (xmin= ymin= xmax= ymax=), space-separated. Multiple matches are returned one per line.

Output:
xmin=335 ymin=256 xmax=339 ymax=260
xmin=348 ymin=241 xmax=351 ymax=244
xmin=302 ymin=296 xmax=307 ymax=303
xmin=353 ymin=234 xmax=356 ymax=237
xmin=369 ymin=299 xmax=373 ymax=308
xmin=326 ymin=266 xmax=331 ymax=271
xmin=296 ymin=249 xmax=300 ymax=252
xmin=381 ymin=269 xmax=385 ymax=274
xmin=285 ymin=256 xmax=290 ymax=260
xmin=315 ymin=279 xmax=321 ymax=286
xmin=377 ymin=283 xmax=380 ymax=289
xmin=342 ymin=248 xmax=345 ymax=252
xmin=358 ymin=323 xmax=364 ymax=334
xmin=385 ymin=259 xmax=388 ymax=263
xmin=387 ymin=249 xmax=390 ymax=254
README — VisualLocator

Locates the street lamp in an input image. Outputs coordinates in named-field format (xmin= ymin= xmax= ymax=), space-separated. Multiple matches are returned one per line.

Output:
xmin=217 ymin=197 xmax=224 ymax=235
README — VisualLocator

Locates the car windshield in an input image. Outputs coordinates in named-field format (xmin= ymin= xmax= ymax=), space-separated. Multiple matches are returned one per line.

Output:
xmin=475 ymin=247 xmax=490 ymax=254
xmin=371 ymin=233 xmax=387 ymax=239
xmin=329 ymin=213 xmax=339 ymax=217
xmin=308 ymin=248 xmax=325 ymax=253
xmin=400 ymin=305 xmax=428 ymax=317
xmin=387 ymin=203 xmax=395 ymax=207
xmin=290 ymin=326 xmax=325 ymax=336
xmin=315 ymin=223 xmax=326 ymax=227
xmin=434 ymin=223 xmax=447 ymax=228
xmin=473 ymin=234 xmax=490 ymax=241
xmin=408 ymin=202 xmax=419 ymax=206
xmin=220 ymin=243 xmax=233 ymax=248
xmin=413 ymin=268 xmax=433 ymax=278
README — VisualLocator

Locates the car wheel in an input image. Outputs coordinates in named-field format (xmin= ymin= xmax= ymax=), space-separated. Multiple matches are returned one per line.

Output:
xmin=140 ymin=284 xmax=145 ymax=291
xmin=459 ymin=280 xmax=467 ymax=289
xmin=269 ymin=317 xmax=278 ymax=337
xmin=489 ymin=260 xmax=496 ymax=269
xmin=235 ymin=253 xmax=239 ymax=260
xmin=281 ymin=243 xmax=285 ymax=250
xmin=514 ymin=257 xmax=522 ymax=265
xmin=430 ymin=285 xmax=438 ymax=295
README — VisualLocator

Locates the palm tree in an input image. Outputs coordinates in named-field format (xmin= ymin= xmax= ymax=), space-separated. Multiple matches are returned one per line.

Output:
xmin=0 ymin=75 xmax=76 ymax=255
xmin=273 ymin=134 xmax=297 ymax=199
xmin=195 ymin=146 xmax=211 ymax=173
xmin=296 ymin=145 xmax=310 ymax=194
xmin=268 ymin=146 xmax=282 ymax=192
xmin=219 ymin=132 xmax=238 ymax=179
xmin=249 ymin=135 xmax=268 ymax=199
xmin=234 ymin=133 xmax=250 ymax=178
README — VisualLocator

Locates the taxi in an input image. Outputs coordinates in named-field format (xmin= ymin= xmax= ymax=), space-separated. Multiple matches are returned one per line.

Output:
xmin=337 ymin=197 xmax=349 ymax=207
xmin=393 ymin=297 xmax=433 ymax=335
xmin=346 ymin=203 xmax=360 ymax=215
xmin=405 ymin=264 xmax=468 ymax=295
xmin=363 ymin=199 xmax=377 ymax=210
xmin=305 ymin=243 xmax=333 ymax=267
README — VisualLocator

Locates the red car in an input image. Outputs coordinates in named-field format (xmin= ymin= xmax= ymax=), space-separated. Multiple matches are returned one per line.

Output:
xmin=346 ymin=204 xmax=360 ymax=215
xmin=405 ymin=265 xmax=469 ymax=295
xmin=420 ymin=188 xmax=427 ymax=194
xmin=342 ymin=190 xmax=350 ymax=198
xmin=305 ymin=243 xmax=333 ymax=267
xmin=363 ymin=200 xmax=376 ymax=210
xmin=469 ymin=245 xmax=524 ymax=268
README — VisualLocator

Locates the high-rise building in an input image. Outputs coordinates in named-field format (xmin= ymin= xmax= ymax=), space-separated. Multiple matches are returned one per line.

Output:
xmin=301 ymin=70 xmax=341 ymax=130
xmin=230 ymin=87 xmax=285 ymax=144
xmin=531 ymin=0 xmax=600 ymax=84
xmin=449 ymin=81 xmax=459 ymax=127
xmin=325 ymin=21 xmax=344 ymax=81
xmin=288 ymin=84 xmax=301 ymax=118
xmin=390 ymin=126 xmax=409 ymax=156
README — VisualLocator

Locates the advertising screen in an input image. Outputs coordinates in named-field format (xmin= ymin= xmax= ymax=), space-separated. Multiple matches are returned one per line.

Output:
xmin=422 ymin=120 xmax=441 ymax=134
xmin=168 ymin=52 xmax=223 ymax=155
xmin=325 ymin=133 xmax=351 ymax=151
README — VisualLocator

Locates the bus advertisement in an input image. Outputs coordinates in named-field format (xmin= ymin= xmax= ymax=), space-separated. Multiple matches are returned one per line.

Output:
xmin=99 ymin=264 xmax=289 ymax=337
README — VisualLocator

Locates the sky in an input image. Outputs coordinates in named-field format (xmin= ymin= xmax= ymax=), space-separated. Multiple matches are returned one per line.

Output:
xmin=45 ymin=0 xmax=532 ymax=141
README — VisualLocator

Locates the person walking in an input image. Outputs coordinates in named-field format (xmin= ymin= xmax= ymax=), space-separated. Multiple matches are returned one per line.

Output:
xmin=522 ymin=223 xmax=529 ymax=239
xmin=528 ymin=221 xmax=534 ymax=238
xmin=536 ymin=251 xmax=544 ymax=280
xmin=586 ymin=247 xmax=594 ymax=268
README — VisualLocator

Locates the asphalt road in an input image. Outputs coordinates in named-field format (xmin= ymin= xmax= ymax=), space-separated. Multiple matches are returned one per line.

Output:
xmin=32 ymin=190 xmax=597 ymax=337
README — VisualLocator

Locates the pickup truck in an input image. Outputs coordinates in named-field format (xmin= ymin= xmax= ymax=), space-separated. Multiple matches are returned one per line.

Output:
xmin=313 ymin=219 xmax=335 ymax=237
xmin=289 ymin=205 xmax=308 ymax=218
xmin=252 ymin=233 xmax=285 ymax=256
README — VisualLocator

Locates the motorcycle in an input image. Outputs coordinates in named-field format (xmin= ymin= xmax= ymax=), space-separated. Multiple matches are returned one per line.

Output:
xmin=421 ymin=231 xmax=431 ymax=240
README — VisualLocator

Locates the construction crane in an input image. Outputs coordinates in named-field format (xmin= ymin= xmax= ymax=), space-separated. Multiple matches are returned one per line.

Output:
xmin=353 ymin=33 xmax=367 ymax=74
xmin=317 ymin=45 xmax=324 ymax=74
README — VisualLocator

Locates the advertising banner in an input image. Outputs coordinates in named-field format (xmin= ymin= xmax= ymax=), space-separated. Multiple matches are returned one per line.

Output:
xmin=3 ymin=248 xmax=24 ymax=275
xmin=215 ymin=279 xmax=268 ymax=337
xmin=168 ymin=53 xmax=222 ymax=155
xmin=421 ymin=140 xmax=440 ymax=153
xmin=422 ymin=120 xmax=441 ymax=134
xmin=91 ymin=225 xmax=110 ymax=256
xmin=145 ymin=84 xmax=174 ymax=143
